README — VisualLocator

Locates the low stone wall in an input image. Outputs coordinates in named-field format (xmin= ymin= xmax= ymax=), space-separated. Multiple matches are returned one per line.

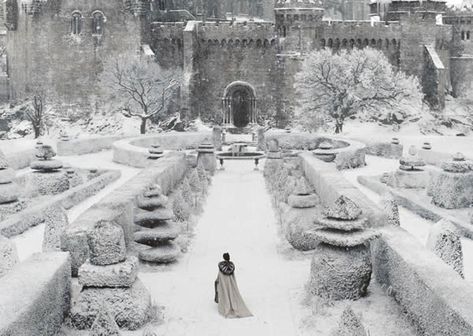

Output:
xmin=417 ymin=149 xmax=453 ymax=167
xmin=357 ymin=175 xmax=473 ymax=238
xmin=0 ymin=252 xmax=71 ymax=336
xmin=5 ymin=148 xmax=35 ymax=170
xmin=373 ymin=226 xmax=473 ymax=336
xmin=0 ymin=170 xmax=120 ymax=237
xmin=57 ymin=136 xmax=127 ymax=156
xmin=299 ymin=152 xmax=386 ymax=227
xmin=364 ymin=141 xmax=403 ymax=159
xmin=113 ymin=132 xmax=212 ymax=168
xmin=62 ymin=153 xmax=187 ymax=276
xmin=267 ymin=132 xmax=366 ymax=169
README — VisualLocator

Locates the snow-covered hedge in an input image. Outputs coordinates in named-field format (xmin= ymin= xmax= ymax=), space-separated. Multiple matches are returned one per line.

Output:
xmin=0 ymin=170 xmax=120 ymax=237
xmin=299 ymin=152 xmax=386 ymax=227
xmin=0 ymin=252 xmax=71 ymax=336
xmin=373 ymin=226 xmax=473 ymax=335
xmin=63 ymin=153 xmax=187 ymax=275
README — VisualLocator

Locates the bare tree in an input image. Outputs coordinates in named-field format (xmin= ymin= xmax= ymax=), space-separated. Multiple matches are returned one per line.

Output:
xmin=100 ymin=53 xmax=181 ymax=134
xmin=295 ymin=48 xmax=423 ymax=133
xmin=24 ymin=92 xmax=46 ymax=138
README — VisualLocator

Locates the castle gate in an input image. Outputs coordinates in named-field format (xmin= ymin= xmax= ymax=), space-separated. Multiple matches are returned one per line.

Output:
xmin=222 ymin=81 xmax=257 ymax=128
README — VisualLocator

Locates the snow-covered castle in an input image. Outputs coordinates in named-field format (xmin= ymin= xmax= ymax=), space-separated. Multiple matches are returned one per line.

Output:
xmin=1 ymin=0 xmax=473 ymax=127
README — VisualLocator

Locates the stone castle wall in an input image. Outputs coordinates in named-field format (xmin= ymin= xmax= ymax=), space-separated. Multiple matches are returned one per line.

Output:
xmin=7 ymin=0 xmax=143 ymax=103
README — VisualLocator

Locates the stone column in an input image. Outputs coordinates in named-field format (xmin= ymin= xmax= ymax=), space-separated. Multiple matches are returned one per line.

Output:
xmin=213 ymin=126 xmax=223 ymax=151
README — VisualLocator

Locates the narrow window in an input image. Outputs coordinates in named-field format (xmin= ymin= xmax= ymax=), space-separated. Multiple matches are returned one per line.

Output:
xmin=71 ymin=12 xmax=82 ymax=34
xmin=92 ymin=11 xmax=105 ymax=35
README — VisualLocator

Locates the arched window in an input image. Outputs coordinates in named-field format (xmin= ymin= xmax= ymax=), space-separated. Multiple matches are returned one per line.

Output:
xmin=71 ymin=11 xmax=82 ymax=35
xmin=92 ymin=11 xmax=105 ymax=35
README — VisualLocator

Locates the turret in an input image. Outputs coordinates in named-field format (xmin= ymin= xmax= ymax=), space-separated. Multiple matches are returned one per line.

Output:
xmin=275 ymin=0 xmax=324 ymax=52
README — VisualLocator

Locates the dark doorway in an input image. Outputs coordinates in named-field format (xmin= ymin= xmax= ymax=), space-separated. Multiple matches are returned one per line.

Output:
xmin=231 ymin=89 xmax=251 ymax=128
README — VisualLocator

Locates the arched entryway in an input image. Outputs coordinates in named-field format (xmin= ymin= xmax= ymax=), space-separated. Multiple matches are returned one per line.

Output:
xmin=222 ymin=81 xmax=257 ymax=128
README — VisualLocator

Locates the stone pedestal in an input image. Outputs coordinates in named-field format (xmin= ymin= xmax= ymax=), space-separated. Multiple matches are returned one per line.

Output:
xmin=72 ymin=220 xmax=151 ymax=330
xmin=196 ymin=142 xmax=217 ymax=175
xmin=28 ymin=144 xmax=69 ymax=195
xmin=212 ymin=126 xmax=223 ymax=151
xmin=313 ymin=141 xmax=336 ymax=163
xmin=134 ymin=185 xmax=180 ymax=264
xmin=148 ymin=144 xmax=164 ymax=160
xmin=430 ymin=153 xmax=473 ymax=208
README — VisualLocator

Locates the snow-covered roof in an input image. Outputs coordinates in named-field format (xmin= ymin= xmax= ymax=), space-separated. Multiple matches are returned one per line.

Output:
xmin=275 ymin=0 xmax=324 ymax=8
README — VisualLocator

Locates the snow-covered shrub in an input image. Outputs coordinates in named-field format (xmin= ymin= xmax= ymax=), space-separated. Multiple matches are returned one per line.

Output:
xmin=172 ymin=190 xmax=191 ymax=222
xmin=180 ymin=177 xmax=193 ymax=207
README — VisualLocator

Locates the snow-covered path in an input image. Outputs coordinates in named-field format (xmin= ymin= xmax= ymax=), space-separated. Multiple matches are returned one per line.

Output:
xmin=139 ymin=160 xmax=309 ymax=336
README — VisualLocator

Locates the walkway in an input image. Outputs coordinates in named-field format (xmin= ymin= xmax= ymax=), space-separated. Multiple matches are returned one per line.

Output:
xmin=139 ymin=160 xmax=309 ymax=336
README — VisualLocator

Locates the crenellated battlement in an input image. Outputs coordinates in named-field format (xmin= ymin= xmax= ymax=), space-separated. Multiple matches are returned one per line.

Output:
xmin=321 ymin=20 xmax=402 ymax=39
xmin=150 ymin=22 xmax=186 ymax=40
xmin=195 ymin=21 xmax=277 ymax=42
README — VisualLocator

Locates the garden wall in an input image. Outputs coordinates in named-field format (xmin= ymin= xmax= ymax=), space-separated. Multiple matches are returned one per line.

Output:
xmin=62 ymin=153 xmax=187 ymax=275
xmin=57 ymin=136 xmax=127 ymax=156
xmin=267 ymin=132 xmax=366 ymax=169
xmin=0 ymin=252 xmax=71 ymax=336
xmin=299 ymin=152 xmax=385 ymax=227
xmin=373 ymin=226 xmax=473 ymax=336
xmin=0 ymin=170 xmax=120 ymax=237
xmin=113 ymin=132 xmax=211 ymax=168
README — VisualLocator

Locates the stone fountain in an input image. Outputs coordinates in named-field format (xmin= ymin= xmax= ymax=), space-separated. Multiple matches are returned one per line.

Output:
xmin=310 ymin=196 xmax=380 ymax=300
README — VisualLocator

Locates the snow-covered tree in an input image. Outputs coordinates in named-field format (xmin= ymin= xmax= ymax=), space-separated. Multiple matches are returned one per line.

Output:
xmin=295 ymin=48 xmax=422 ymax=133
xmin=100 ymin=53 xmax=181 ymax=134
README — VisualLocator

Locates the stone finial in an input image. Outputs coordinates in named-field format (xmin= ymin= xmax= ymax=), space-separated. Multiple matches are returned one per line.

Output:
xmin=408 ymin=145 xmax=417 ymax=156
xmin=331 ymin=306 xmax=368 ymax=336
xmin=148 ymin=144 xmax=164 ymax=160
xmin=426 ymin=219 xmax=463 ymax=278
xmin=294 ymin=177 xmax=311 ymax=195
xmin=313 ymin=141 xmax=336 ymax=162
xmin=422 ymin=142 xmax=432 ymax=150
xmin=453 ymin=152 xmax=465 ymax=161
xmin=323 ymin=195 xmax=362 ymax=220
xmin=89 ymin=306 xmax=121 ymax=336
xmin=391 ymin=137 xmax=400 ymax=145
xmin=318 ymin=141 xmax=333 ymax=150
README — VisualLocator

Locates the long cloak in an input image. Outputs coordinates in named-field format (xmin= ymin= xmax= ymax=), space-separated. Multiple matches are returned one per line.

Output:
xmin=215 ymin=261 xmax=253 ymax=318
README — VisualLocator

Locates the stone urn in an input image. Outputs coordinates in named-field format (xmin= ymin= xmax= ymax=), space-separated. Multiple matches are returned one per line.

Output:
xmin=28 ymin=144 xmax=69 ymax=195
xmin=389 ymin=145 xmax=428 ymax=189
xmin=196 ymin=141 xmax=217 ymax=174
xmin=148 ymin=144 xmax=164 ymax=160
xmin=266 ymin=139 xmax=282 ymax=159
xmin=310 ymin=196 xmax=380 ymax=300
xmin=313 ymin=141 xmax=336 ymax=162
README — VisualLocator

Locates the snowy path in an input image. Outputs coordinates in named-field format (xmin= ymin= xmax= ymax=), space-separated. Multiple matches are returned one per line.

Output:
xmin=139 ymin=160 xmax=309 ymax=336
xmin=12 ymin=151 xmax=141 ymax=261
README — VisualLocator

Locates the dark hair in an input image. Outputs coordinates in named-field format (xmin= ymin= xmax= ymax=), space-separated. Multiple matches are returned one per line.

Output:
xmin=223 ymin=253 xmax=230 ymax=261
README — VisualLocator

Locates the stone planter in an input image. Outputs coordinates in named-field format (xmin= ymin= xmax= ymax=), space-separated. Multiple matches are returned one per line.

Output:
xmin=310 ymin=243 xmax=372 ymax=300
xmin=197 ymin=142 xmax=217 ymax=174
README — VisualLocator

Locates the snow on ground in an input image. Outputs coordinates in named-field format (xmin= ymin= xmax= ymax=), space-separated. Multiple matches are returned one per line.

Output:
xmin=11 ymin=150 xmax=141 ymax=261
xmin=139 ymin=160 xmax=309 ymax=336
xmin=342 ymin=154 xmax=473 ymax=285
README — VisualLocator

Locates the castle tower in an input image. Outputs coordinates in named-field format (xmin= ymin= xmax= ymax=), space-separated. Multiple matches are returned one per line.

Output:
xmin=275 ymin=0 xmax=324 ymax=53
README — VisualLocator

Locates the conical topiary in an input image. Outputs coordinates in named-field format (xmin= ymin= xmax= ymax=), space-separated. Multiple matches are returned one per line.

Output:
xmin=172 ymin=190 xmax=191 ymax=222
xmin=331 ymin=306 xmax=368 ymax=336
xmin=89 ymin=306 xmax=121 ymax=336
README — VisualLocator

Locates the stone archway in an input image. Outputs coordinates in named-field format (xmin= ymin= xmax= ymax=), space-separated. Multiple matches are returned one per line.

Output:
xmin=222 ymin=81 xmax=257 ymax=128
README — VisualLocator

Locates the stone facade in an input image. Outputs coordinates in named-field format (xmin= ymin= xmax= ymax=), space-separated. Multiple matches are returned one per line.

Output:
xmin=2 ymin=0 xmax=472 ymax=122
